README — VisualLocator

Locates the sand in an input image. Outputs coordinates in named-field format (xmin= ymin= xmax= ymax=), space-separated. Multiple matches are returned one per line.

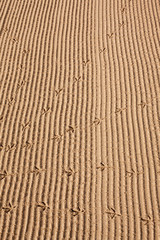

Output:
xmin=0 ymin=0 xmax=160 ymax=239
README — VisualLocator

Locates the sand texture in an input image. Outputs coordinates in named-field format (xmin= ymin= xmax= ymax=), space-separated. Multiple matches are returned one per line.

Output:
xmin=0 ymin=0 xmax=160 ymax=239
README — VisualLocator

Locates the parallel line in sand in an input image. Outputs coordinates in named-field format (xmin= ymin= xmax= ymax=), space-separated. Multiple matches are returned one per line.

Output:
xmin=0 ymin=0 xmax=159 ymax=239
xmin=0 ymin=0 xmax=35 ymax=238
xmin=7 ymin=0 xmax=47 ymax=239
xmin=58 ymin=0 xmax=82 ymax=239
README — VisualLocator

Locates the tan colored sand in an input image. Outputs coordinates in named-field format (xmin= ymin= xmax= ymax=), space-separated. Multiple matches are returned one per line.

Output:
xmin=0 ymin=0 xmax=160 ymax=239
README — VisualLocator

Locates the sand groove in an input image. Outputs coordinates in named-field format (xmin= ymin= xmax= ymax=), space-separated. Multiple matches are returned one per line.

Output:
xmin=0 ymin=0 xmax=160 ymax=239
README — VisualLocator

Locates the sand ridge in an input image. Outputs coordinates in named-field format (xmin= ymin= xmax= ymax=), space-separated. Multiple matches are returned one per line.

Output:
xmin=0 ymin=0 xmax=160 ymax=239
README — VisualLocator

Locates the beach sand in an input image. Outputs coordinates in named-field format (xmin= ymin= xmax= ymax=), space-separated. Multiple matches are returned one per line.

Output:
xmin=0 ymin=0 xmax=160 ymax=239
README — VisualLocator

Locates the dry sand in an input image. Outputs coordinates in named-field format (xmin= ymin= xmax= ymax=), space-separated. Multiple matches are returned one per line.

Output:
xmin=0 ymin=0 xmax=160 ymax=239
